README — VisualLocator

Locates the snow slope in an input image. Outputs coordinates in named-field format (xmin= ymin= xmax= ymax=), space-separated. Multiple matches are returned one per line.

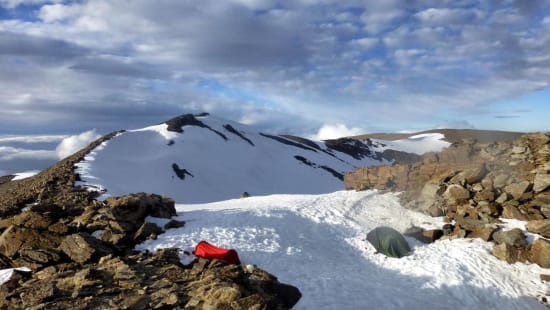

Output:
xmin=137 ymin=190 xmax=548 ymax=309
xmin=75 ymin=114 xmax=393 ymax=203
xmin=371 ymin=133 xmax=450 ymax=155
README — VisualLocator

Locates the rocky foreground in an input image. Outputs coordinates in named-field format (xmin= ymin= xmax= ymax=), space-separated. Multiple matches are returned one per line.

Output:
xmin=0 ymin=133 xmax=301 ymax=309
xmin=345 ymin=132 xmax=550 ymax=269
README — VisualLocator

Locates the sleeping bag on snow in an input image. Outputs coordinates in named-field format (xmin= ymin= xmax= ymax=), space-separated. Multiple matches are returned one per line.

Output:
xmin=367 ymin=226 xmax=411 ymax=258
xmin=194 ymin=241 xmax=241 ymax=265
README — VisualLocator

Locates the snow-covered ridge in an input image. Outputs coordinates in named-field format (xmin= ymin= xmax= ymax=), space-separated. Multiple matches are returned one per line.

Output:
xmin=74 ymin=113 xmax=449 ymax=204
xmin=370 ymin=133 xmax=451 ymax=155
xmin=74 ymin=114 xmax=390 ymax=203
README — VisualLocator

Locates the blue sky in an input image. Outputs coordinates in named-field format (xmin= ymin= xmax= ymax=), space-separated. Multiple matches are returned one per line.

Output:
xmin=0 ymin=0 xmax=549 ymax=139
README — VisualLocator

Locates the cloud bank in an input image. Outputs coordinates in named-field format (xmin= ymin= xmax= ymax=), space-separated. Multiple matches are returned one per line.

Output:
xmin=0 ymin=0 xmax=548 ymax=135
xmin=55 ymin=129 xmax=100 ymax=159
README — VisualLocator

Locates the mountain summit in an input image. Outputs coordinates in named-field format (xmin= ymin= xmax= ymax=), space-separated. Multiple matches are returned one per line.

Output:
xmin=75 ymin=113 xmax=409 ymax=203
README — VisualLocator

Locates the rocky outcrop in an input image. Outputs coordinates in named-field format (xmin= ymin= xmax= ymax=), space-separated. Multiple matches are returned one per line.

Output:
xmin=0 ymin=131 xmax=301 ymax=309
xmin=345 ymin=132 xmax=550 ymax=267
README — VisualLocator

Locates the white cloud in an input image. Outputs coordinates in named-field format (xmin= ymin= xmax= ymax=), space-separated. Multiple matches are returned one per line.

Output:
xmin=0 ymin=146 xmax=56 ymax=160
xmin=0 ymin=0 xmax=60 ymax=9
xmin=0 ymin=134 xmax=66 ymax=143
xmin=314 ymin=123 xmax=365 ymax=140
xmin=55 ymin=129 xmax=101 ymax=159
xmin=39 ymin=4 xmax=81 ymax=23
xmin=350 ymin=37 xmax=379 ymax=50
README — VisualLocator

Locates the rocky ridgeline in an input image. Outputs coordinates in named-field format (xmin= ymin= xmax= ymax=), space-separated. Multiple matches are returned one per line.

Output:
xmin=0 ymin=135 xmax=301 ymax=309
xmin=345 ymin=133 xmax=550 ymax=268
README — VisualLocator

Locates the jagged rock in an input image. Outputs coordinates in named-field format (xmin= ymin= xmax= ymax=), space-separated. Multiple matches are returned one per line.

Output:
xmin=501 ymin=205 xmax=528 ymax=221
xmin=529 ymin=238 xmax=550 ymax=268
xmin=467 ymin=224 xmax=498 ymax=241
xmin=505 ymin=181 xmax=531 ymax=200
xmin=133 ymin=222 xmax=163 ymax=242
xmin=0 ymin=252 xmax=13 ymax=268
xmin=492 ymin=228 xmax=527 ymax=247
xmin=443 ymin=185 xmax=470 ymax=203
xmin=526 ymin=220 xmax=550 ymax=238
xmin=0 ymin=225 xmax=61 ymax=258
xmin=164 ymin=219 xmax=185 ymax=230
xmin=495 ymin=193 xmax=509 ymax=204
xmin=534 ymin=173 xmax=550 ymax=193
xmin=492 ymin=243 xmax=528 ymax=264
xmin=59 ymin=233 xmax=113 ymax=264
xmin=18 ymin=248 xmax=62 ymax=268
xmin=421 ymin=229 xmax=444 ymax=243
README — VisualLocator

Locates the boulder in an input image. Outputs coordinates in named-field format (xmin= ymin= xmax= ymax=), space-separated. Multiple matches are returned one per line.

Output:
xmin=505 ymin=181 xmax=531 ymax=200
xmin=0 ymin=225 xmax=61 ymax=258
xmin=467 ymin=224 xmax=498 ymax=241
xmin=443 ymin=185 xmax=470 ymax=203
xmin=492 ymin=228 xmax=527 ymax=247
xmin=526 ymin=220 xmax=550 ymax=238
xmin=164 ymin=219 xmax=186 ymax=230
xmin=533 ymin=173 xmax=550 ymax=193
xmin=133 ymin=222 xmax=163 ymax=242
xmin=59 ymin=233 xmax=113 ymax=264
xmin=529 ymin=238 xmax=550 ymax=268
xmin=492 ymin=243 xmax=528 ymax=264
xmin=501 ymin=205 xmax=528 ymax=221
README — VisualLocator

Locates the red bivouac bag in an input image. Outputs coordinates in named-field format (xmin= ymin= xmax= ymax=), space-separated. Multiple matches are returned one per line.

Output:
xmin=194 ymin=241 xmax=241 ymax=265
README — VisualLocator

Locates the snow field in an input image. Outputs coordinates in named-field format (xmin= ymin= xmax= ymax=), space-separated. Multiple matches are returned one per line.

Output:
xmin=137 ymin=190 xmax=548 ymax=310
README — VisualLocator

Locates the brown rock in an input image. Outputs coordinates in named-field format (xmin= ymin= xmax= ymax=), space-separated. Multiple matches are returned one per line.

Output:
xmin=501 ymin=205 xmax=528 ymax=221
xmin=526 ymin=220 xmax=550 ymax=238
xmin=493 ymin=173 xmax=509 ymax=189
xmin=534 ymin=173 xmax=550 ymax=193
xmin=421 ymin=229 xmax=444 ymax=242
xmin=133 ymin=222 xmax=163 ymax=242
xmin=505 ymin=181 xmax=531 ymax=200
xmin=444 ymin=184 xmax=470 ymax=203
xmin=492 ymin=228 xmax=527 ymax=247
xmin=467 ymin=224 xmax=498 ymax=241
xmin=529 ymin=238 xmax=550 ymax=268
xmin=0 ymin=225 xmax=61 ymax=258
xmin=59 ymin=233 xmax=113 ymax=264
xmin=492 ymin=243 xmax=528 ymax=264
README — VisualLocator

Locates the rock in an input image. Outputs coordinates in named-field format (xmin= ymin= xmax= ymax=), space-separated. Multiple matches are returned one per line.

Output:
xmin=501 ymin=205 xmax=528 ymax=221
xmin=493 ymin=173 xmax=509 ymax=189
xmin=492 ymin=243 xmax=528 ymax=264
xmin=164 ymin=219 xmax=185 ymax=230
xmin=495 ymin=193 xmax=509 ymax=204
xmin=0 ymin=252 xmax=13 ymax=268
xmin=133 ymin=222 xmax=163 ymax=242
xmin=240 ymin=192 xmax=250 ymax=198
xmin=18 ymin=248 xmax=62 ymax=266
xmin=492 ymin=228 xmax=527 ymax=247
xmin=533 ymin=173 xmax=550 ymax=193
xmin=526 ymin=220 xmax=550 ymax=238
xmin=444 ymin=184 xmax=470 ymax=203
xmin=149 ymin=196 xmax=177 ymax=219
xmin=467 ymin=224 xmax=498 ymax=241
xmin=421 ymin=229 xmax=444 ymax=242
xmin=463 ymin=165 xmax=487 ymax=184
xmin=59 ymin=233 xmax=113 ymax=264
xmin=505 ymin=181 xmax=531 ymax=200
xmin=0 ymin=225 xmax=61 ymax=258
xmin=512 ymin=146 xmax=527 ymax=154
xmin=529 ymin=238 xmax=550 ymax=268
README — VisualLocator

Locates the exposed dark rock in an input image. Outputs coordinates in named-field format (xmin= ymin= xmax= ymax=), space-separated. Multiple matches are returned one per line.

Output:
xmin=133 ymin=222 xmax=163 ymax=243
xmin=172 ymin=163 xmax=194 ymax=180
xmin=164 ymin=219 xmax=186 ymax=230
xmin=59 ymin=233 xmax=113 ymax=264
xmin=165 ymin=113 xmax=227 ymax=140
xmin=493 ymin=228 xmax=527 ymax=247
xmin=294 ymin=156 xmax=344 ymax=180
xmin=223 ymin=124 xmax=255 ymax=146
xmin=261 ymin=133 xmax=318 ymax=152
xmin=325 ymin=138 xmax=381 ymax=161
xmin=492 ymin=243 xmax=529 ymax=264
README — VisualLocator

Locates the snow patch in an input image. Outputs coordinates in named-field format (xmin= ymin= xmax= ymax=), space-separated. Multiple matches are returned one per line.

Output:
xmin=0 ymin=267 xmax=31 ymax=285
xmin=372 ymin=133 xmax=450 ymax=155
xmin=12 ymin=170 xmax=40 ymax=180
xmin=137 ymin=191 xmax=547 ymax=309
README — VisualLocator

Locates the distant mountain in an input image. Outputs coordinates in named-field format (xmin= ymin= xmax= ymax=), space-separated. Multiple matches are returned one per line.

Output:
xmin=353 ymin=128 xmax=524 ymax=144
xmin=74 ymin=113 xmax=440 ymax=203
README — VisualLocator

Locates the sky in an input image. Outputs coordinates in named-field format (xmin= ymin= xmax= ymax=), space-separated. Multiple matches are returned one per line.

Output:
xmin=1 ymin=0 xmax=550 ymax=173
